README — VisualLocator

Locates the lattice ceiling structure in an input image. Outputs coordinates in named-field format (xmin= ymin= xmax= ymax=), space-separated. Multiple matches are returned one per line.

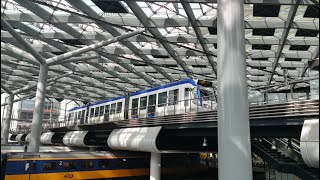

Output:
xmin=1 ymin=0 xmax=319 ymax=102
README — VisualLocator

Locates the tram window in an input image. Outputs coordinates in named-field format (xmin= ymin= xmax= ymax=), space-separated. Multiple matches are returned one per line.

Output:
xmin=94 ymin=107 xmax=99 ymax=117
xmin=158 ymin=92 xmax=167 ymax=107
xmin=81 ymin=160 xmax=94 ymax=169
xmin=140 ymin=96 xmax=147 ymax=109
xmin=70 ymin=113 xmax=74 ymax=120
xmin=169 ymin=89 xmax=179 ymax=105
xmin=81 ymin=110 xmax=85 ymax=118
xmin=105 ymin=105 xmax=110 ymax=115
xmin=99 ymin=106 xmax=105 ymax=116
xmin=63 ymin=161 xmax=76 ymax=170
xmin=42 ymin=162 xmax=58 ymax=170
xmin=98 ymin=160 xmax=108 ymax=168
xmin=110 ymin=103 xmax=116 ymax=114
xmin=90 ymin=108 xmax=94 ymax=117
xmin=148 ymin=94 xmax=157 ymax=114
xmin=117 ymin=102 xmax=123 ymax=113
xmin=132 ymin=98 xmax=139 ymax=115
xmin=148 ymin=94 xmax=156 ymax=106
xmin=185 ymin=88 xmax=190 ymax=106
xmin=68 ymin=113 xmax=71 ymax=121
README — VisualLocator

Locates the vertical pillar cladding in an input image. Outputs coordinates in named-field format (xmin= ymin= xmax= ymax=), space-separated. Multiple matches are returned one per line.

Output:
xmin=217 ymin=0 xmax=253 ymax=179
xmin=28 ymin=63 xmax=49 ymax=152
xmin=150 ymin=152 xmax=161 ymax=180
xmin=1 ymin=94 xmax=14 ymax=144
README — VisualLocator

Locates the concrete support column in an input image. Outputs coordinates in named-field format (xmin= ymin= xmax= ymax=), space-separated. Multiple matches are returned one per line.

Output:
xmin=1 ymin=94 xmax=14 ymax=144
xmin=150 ymin=152 xmax=161 ymax=180
xmin=217 ymin=0 xmax=253 ymax=179
xmin=28 ymin=64 xmax=49 ymax=152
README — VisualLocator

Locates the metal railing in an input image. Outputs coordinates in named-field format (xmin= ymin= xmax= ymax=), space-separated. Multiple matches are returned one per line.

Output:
xmin=56 ymin=95 xmax=318 ymax=129
xmin=66 ymin=95 xmax=216 ymax=126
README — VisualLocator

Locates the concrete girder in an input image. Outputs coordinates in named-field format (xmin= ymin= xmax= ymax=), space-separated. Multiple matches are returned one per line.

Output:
xmin=1 ymin=93 xmax=36 ymax=107
xmin=66 ymin=0 xmax=173 ymax=83
xmin=5 ymin=4 xmax=157 ymax=87
xmin=2 ymin=8 xmax=319 ymax=28
xmin=3 ymin=38 xmax=318 ymax=59
xmin=126 ymin=1 xmax=194 ymax=78
xmin=268 ymin=0 xmax=301 ymax=84
xmin=181 ymin=1 xmax=218 ymax=75
xmin=1 ymin=17 xmax=47 ymax=64
xmin=12 ymin=72 xmax=73 ymax=94
xmin=2 ymin=30 xmax=319 ymax=46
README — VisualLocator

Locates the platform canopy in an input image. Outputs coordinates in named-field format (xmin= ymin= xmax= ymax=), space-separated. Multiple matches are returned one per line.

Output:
xmin=1 ymin=0 xmax=319 ymax=102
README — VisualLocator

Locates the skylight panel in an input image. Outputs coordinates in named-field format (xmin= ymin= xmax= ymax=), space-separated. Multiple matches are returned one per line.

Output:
xmin=304 ymin=5 xmax=319 ymax=18
xmin=295 ymin=29 xmax=319 ymax=37
xmin=252 ymin=28 xmax=275 ymax=36
xmin=91 ymin=0 xmax=128 ymax=13
xmin=253 ymin=4 xmax=281 ymax=17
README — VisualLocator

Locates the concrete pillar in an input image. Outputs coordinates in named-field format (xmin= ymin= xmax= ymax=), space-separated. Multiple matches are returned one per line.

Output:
xmin=1 ymin=94 xmax=14 ymax=144
xmin=217 ymin=0 xmax=253 ymax=179
xmin=28 ymin=64 xmax=49 ymax=152
xmin=150 ymin=152 xmax=161 ymax=180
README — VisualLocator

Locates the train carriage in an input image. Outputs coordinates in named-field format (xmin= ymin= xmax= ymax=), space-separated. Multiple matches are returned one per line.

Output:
xmin=1 ymin=152 xmax=202 ymax=180
xmin=65 ymin=79 xmax=215 ymax=126
xmin=128 ymin=79 xmax=201 ymax=118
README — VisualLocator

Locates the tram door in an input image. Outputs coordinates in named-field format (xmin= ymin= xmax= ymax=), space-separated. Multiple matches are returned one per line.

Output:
xmin=24 ymin=160 xmax=37 ymax=180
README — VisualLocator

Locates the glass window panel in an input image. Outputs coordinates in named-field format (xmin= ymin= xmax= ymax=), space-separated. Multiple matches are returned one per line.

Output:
xmin=169 ymin=89 xmax=179 ymax=105
xmin=158 ymin=92 xmax=167 ymax=107
xmin=90 ymin=108 xmax=94 ymax=117
xmin=185 ymin=88 xmax=190 ymax=106
xmin=99 ymin=106 xmax=105 ymax=116
xmin=94 ymin=107 xmax=99 ymax=117
xmin=117 ymin=102 xmax=122 ymax=113
xmin=148 ymin=94 xmax=157 ymax=114
xmin=98 ymin=160 xmax=108 ymax=168
xmin=140 ymin=96 xmax=147 ymax=109
xmin=80 ymin=160 xmax=94 ymax=169
xmin=42 ymin=162 xmax=58 ymax=170
xmin=110 ymin=103 xmax=116 ymax=114
xmin=104 ymin=105 xmax=110 ymax=115
xmin=132 ymin=98 xmax=139 ymax=116
xmin=63 ymin=161 xmax=76 ymax=170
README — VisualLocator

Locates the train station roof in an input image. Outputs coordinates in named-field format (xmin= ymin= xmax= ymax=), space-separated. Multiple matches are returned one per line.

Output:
xmin=1 ymin=0 xmax=319 ymax=102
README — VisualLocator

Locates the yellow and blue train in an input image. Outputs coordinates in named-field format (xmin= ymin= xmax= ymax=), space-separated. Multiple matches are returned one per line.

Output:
xmin=1 ymin=151 xmax=201 ymax=180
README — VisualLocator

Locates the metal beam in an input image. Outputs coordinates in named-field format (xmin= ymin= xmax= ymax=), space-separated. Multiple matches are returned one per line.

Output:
xmin=62 ymin=0 xmax=314 ymax=4
xmin=301 ymin=47 xmax=319 ymax=78
xmin=1 ymin=93 xmax=35 ymax=107
xmin=1 ymin=84 xmax=13 ymax=94
xmin=46 ymin=28 xmax=146 ymax=65
xmin=67 ymin=0 xmax=172 ymax=84
xmin=126 ymin=1 xmax=194 ymax=78
xmin=3 ymin=29 xmax=319 ymax=46
xmin=1 ymin=42 xmax=39 ymax=65
xmin=268 ymin=0 xmax=301 ymax=84
xmin=27 ymin=63 xmax=48 ymax=152
xmin=1 ymin=17 xmax=47 ymax=64
xmin=12 ymin=72 xmax=73 ymax=94
xmin=1 ymin=93 xmax=14 ymax=144
xmin=181 ymin=0 xmax=218 ymax=75
xmin=49 ymin=55 xmax=101 ymax=65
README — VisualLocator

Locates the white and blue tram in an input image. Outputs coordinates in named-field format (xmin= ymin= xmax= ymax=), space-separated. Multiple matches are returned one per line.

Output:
xmin=66 ymin=79 xmax=214 ymax=126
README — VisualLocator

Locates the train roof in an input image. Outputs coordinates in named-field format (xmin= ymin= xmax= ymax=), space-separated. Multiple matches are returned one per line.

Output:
xmin=4 ymin=151 xmax=149 ymax=160
xmin=68 ymin=78 xmax=197 ymax=112
xmin=68 ymin=96 xmax=126 ymax=112
xmin=130 ymin=78 xmax=197 ymax=97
